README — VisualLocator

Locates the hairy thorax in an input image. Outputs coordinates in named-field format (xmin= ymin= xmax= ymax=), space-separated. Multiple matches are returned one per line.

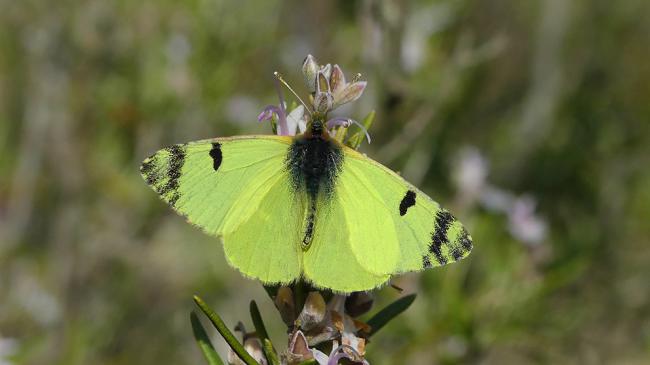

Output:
xmin=286 ymin=126 xmax=343 ymax=199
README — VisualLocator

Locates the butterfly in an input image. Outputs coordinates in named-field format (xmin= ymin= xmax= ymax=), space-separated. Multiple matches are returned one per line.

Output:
xmin=140 ymin=56 xmax=473 ymax=293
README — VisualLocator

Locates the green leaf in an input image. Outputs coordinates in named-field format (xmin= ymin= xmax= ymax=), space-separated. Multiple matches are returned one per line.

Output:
xmin=250 ymin=300 xmax=279 ymax=365
xmin=347 ymin=109 xmax=375 ymax=149
xmin=194 ymin=295 xmax=260 ymax=365
xmin=190 ymin=311 xmax=225 ymax=365
xmin=366 ymin=294 xmax=416 ymax=337
xmin=263 ymin=339 xmax=280 ymax=365
xmin=249 ymin=300 xmax=271 ymax=341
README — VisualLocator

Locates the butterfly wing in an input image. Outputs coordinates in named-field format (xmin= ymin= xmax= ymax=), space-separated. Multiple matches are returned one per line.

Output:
xmin=303 ymin=146 xmax=473 ymax=292
xmin=140 ymin=135 xmax=305 ymax=284
xmin=301 ymin=193 xmax=391 ymax=292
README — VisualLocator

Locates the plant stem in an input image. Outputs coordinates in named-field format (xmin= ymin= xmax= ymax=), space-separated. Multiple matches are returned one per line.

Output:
xmin=250 ymin=300 xmax=279 ymax=365
xmin=194 ymin=295 xmax=260 ymax=365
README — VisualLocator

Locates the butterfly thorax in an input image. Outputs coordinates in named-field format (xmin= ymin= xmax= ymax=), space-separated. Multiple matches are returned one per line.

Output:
xmin=304 ymin=112 xmax=326 ymax=138
xmin=287 ymin=116 xmax=342 ymax=198
xmin=287 ymin=115 xmax=343 ymax=246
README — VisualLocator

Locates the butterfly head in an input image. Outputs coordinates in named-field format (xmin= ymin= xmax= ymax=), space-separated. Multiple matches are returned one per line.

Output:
xmin=306 ymin=112 xmax=327 ymax=137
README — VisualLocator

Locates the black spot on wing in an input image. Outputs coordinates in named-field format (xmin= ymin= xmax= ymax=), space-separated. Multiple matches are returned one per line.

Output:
xmin=451 ymin=228 xmax=472 ymax=261
xmin=430 ymin=241 xmax=446 ymax=266
xmin=209 ymin=142 xmax=222 ymax=171
xmin=451 ymin=246 xmax=463 ymax=261
xmin=459 ymin=228 xmax=473 ymax=252
xmin=429 ymin=210 xmax=456 ymax=265
xmin=422 ymin=255 xmax=432 ymax=269
xmin=160 ymin=144 xmax=186 ymax=206
xmin=140 ymin=157 xmax=159 ymax=186
xmin=399 ymin=190 xmax=416 ymax=216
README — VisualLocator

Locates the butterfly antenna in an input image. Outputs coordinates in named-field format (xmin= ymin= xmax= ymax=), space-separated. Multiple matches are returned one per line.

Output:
xmin=274 ymin=72 xmax=313 ymax=116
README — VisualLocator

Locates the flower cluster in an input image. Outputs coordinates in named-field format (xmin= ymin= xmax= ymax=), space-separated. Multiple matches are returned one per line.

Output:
xmin=278 ymin=289 xmax=372 ymax=365
xmin=257 ymin=55 xmax=369 ymax=143
xmin=301 ymin=55 xmax=367 ymax=114
xmin=221 ymin=288 xmax=374 ymax=365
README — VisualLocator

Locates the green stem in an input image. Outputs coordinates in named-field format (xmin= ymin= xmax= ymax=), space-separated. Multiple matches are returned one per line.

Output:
xmin=293 ymin=281 xmax=307 ymax=318
xmin=194 ymin=295 xmax=260 ymax=365
xmin=250 ymin=300 xmax=279 ymax=365
xmin=263 ymin=339 xmax=280 ymax=365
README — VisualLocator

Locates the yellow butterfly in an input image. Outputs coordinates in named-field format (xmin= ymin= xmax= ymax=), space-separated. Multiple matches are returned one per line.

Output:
xmin=141 ymin=56 xmax=473 ymax=292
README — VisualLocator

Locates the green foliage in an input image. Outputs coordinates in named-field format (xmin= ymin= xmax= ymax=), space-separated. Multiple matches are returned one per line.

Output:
xmin=194 ymin=296 xmax=260 ymax=365
xmin=190 ymin=312 xmax=225 ymax=365
xmin=366 ymin=294 xmax=416 ymax=337
xmin=249 ymin=301 xmax=279 ymax=365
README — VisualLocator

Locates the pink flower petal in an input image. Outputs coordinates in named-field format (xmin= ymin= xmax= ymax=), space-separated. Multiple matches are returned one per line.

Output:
xmin=329 ymin=65 xmax=346 ymax=94
xmin=333 ymin=81 xmax=366 ymax=109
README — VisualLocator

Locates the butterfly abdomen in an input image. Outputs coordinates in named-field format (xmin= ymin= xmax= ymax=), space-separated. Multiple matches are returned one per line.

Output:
xmin=287 ymin=134 xmax=343 ymax=247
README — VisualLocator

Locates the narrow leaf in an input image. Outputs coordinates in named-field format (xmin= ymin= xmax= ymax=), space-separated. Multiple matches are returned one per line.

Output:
xmin=190 ymin=311 xmax=225 ymax=365
xmin=249 ymin=301 xmax=271 ymax=341
xmin=366 ymin=294 xmax=416 ymax=337
xmin=348 ymin=110 xmax=375 ymax=149
xmin=250 ymin=300 xmax=279 ymax=365
xmin=263 ymin=339 xmax=281 ymax=365
xmin=194 ymin=295 xmax=260 ymax=365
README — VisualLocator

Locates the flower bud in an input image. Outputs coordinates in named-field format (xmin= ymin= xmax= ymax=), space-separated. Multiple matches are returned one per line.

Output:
xmin=274 ymin=286 xmax=295 ymax=326
xmin=302 ymin=54 xmax=319 ymax=93
xmin=329 ymin=64 xmax=346 ymax=94
xmin=332 ymin=81 xmax=367 ymax=110
xmin=345 ymin=292 xmax=374 ymax=317
xmin=296 ymin=291 xmax=326 ymax=331
xmin=286 ymin=330 xmax=313 ymax=365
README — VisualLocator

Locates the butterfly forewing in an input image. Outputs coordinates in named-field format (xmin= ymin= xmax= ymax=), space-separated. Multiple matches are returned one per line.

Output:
xmin=140 ymin=135 xmax=304 ymax=283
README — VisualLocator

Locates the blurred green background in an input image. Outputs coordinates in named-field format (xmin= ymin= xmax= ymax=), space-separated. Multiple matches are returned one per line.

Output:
xmin=1 ymin=0 xmax=649 ymax=364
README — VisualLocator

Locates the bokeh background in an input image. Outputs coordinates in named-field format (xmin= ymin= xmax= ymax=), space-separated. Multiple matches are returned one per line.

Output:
xmin=1 ymin=0 xmax=649 ymax=364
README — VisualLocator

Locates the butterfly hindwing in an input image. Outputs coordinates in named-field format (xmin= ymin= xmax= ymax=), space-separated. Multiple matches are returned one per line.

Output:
xmin=302 ymin=146 xmax=473 ymax=290
xmin=140 ymin=135 xmax=303 ymax=284
xmin=302 ymin=191 xmax=391 ymax=292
